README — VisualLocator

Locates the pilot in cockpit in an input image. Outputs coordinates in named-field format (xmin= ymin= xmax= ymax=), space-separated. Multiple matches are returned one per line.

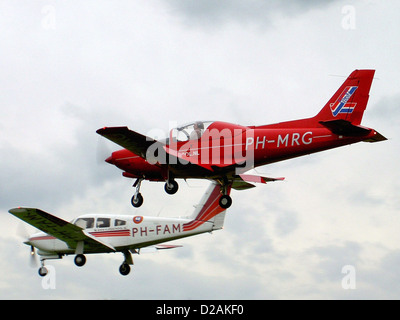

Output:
xmin=190 ymin=121 xmax=204 ymax=140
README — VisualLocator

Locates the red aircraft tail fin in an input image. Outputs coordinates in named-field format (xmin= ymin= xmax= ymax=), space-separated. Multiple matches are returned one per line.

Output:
xmin=314 ymin=69 xmax=375 ymax=125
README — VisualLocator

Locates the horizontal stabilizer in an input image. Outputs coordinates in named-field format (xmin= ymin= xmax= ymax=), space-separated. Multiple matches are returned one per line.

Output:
xmin=232 ymin=174 xmax=285 ymax=190
xmin=320 ymin=119 xmax=387 ymax=142
xmin=319 ymin=119 xmax=371 ymax=136
xmin=363 ymin=131 xmax=388 ymax=143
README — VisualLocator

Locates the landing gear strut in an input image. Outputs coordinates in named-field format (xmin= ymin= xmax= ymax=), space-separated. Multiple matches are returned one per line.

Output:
xmin=131 ymin=178 xmax=144 ymax=208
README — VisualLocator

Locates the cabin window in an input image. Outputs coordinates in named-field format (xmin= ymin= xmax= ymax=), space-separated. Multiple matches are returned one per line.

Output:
xmin=96 ymin=218 xmax=110 ymax=228
xmin=115 ymin=219 xmax=126 ymax=226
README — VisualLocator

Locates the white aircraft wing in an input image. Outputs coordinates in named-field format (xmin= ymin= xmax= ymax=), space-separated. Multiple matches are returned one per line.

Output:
xmin=8 ymin=207 xmax=115 ymax=251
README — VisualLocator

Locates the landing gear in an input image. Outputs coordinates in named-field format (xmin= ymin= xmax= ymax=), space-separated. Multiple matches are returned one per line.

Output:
xmin=131 ymin=193 xmax=143 ymax=207
xmin=164 ymin=180 xmax=179 ymax=195
xmin=38 ymin=265 xmax=48 ymax=277
xmin=219 ymin=194 xmax=232 ymax=209
xmin=119 ymin=263 xmax=131 ymax=276
xmin=35 ymin=251 xmax=135 ymax=277
xmin=131 ymin=178 xmax=144 ymax=208
xmin=38 ymin=258 xmax=49 ymax=277
xmin=74 ymin=254 xmax=86 ymax=267
xmin=130 ymin=178 xmax=179 ymax=208
xmin=119 ymin=250 xmax=133 ymax=276
xmin=218 ymin=179 xmax=232 ymax=209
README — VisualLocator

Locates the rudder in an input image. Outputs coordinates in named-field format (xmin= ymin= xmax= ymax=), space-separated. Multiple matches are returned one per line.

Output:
xmin=314 ymin=69 xmax=375 ymax=125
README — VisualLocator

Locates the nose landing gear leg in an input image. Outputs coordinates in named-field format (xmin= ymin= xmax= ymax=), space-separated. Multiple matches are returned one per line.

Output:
xmin=38 ymin=259 xmax=48 ymax=277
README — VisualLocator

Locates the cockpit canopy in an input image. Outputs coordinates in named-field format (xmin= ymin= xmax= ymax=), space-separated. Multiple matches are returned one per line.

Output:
xmin=169 ymin=121 xmax=249 ymax=143
xmin=170 ymin=121 xmax=213 ymax=142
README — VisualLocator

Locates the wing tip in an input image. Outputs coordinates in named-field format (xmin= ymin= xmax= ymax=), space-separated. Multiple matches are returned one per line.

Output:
xmin=8 ymin=207 xmax=27 ymax=215
xmin=96 ymin=126 xmax=129 ymax=135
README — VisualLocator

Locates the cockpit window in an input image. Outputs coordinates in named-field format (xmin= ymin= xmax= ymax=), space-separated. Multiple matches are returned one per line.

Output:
xmin=170 ymin=121 xmax=213 ymax=142
xmin=96 ymin=218 xmax=110 ymax=228
xmin=75 ymin=218 xmax=94 ymax=229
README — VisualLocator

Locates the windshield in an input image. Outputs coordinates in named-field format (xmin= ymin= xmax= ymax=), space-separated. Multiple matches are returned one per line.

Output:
xmin=170 ymin=121 xmax=213 ymax=142
xmin=75 ymin=217 xmax=94 ymax=229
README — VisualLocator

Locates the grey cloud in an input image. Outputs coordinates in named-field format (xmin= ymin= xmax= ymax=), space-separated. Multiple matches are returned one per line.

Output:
xmin=165 ymin=0 xmax=338 ymax=27
xmin=370 ymin=250 xmax=400 ymax=297
xmin=309 ymin=241 xmax=362 ymax=283
xmin=0 ymin=103 xmax=119 ymax=212
xmin=368 ymin=94 xmax=400 ymax=125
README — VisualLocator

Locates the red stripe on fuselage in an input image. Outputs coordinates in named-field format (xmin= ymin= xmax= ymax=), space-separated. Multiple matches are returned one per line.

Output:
xmin=89 ymin=229 xmax=131 ymax=237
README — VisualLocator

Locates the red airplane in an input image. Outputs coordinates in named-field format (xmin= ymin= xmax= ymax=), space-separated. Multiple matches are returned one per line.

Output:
xmin=97 ymin=69 xmax=386 ymax=208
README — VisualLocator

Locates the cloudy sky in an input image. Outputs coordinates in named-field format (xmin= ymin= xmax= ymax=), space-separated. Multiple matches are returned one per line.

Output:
xmin=1 ymin=0 xmax=400 ymax=299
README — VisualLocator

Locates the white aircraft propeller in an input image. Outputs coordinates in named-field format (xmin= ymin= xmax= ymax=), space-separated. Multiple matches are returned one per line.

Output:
xmin=16 ymin=223 xmax=38 ymax=268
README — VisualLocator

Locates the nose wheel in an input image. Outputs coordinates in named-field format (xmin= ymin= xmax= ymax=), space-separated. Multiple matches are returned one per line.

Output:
xmin=38 ymin=259 xmax=48 ymax=277
xmin=131 ymin=178 xmax=144 ymax=208
xmin=131 ymin=193 xmax=143 ymax=207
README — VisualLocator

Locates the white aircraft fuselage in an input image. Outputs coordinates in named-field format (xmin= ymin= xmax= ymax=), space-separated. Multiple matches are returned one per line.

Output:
xmin=10 ymin=181 xmax=228 ymax=276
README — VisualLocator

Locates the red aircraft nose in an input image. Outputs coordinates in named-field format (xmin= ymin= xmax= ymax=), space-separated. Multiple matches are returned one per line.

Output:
xmin=105 ymin=156 xmax=114 ymax=164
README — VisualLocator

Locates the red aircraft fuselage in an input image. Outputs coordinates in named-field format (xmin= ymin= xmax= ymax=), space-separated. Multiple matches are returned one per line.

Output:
xmin=105 ymin=119 xmax=382 ymax=181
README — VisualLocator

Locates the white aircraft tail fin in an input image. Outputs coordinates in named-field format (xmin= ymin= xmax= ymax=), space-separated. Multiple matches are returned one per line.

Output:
xmin=183 ymin=181 xmax=231 ymax=232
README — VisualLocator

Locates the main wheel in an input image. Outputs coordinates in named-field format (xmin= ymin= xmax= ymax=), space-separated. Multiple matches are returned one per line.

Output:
xmin=219 ymin=195 xmax=232 ymax=209
xmin=74 ymin=254 xmax=86 ymax=267
xmin=131 ymin=193 xmax=144 ymax=207
xmin=164 ymin=180 xmax=179 ymax=195
xmin=38 ymin=266 xmax=48 ymax=277
xmin=119 ymin=263 xmax=131 ymax=276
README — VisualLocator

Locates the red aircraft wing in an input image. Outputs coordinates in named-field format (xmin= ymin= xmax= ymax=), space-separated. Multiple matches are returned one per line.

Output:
xmin=96 ymin=126 xmax=164 ymax=161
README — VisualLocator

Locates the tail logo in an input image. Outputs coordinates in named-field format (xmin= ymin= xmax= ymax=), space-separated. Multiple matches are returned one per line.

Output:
xmin=330 ymin=86 xmax=358 ymax=117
